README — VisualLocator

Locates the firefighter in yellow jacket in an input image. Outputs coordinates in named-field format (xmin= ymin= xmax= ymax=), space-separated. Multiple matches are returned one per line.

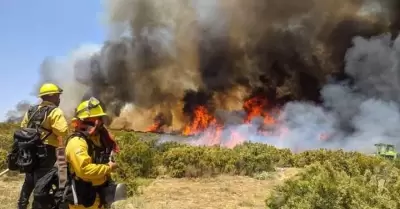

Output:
xmin=18 ymin=83 xmax=68 ymax=209
xmin=66 ymin=97 xmax=126 ymax=209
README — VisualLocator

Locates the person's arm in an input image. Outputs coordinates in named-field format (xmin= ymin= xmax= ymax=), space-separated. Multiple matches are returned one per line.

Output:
xmin=66 ymin=137 xmax=112 ymax=180
xmin=47 ymin=108 xmax=69 ymax=139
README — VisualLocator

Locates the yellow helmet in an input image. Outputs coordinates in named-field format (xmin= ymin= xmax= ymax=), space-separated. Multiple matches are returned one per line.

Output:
xmin=38 ymin=83 xmax=63 ymax=97
xmin=74 ymin=97 xmax=107 ymax=120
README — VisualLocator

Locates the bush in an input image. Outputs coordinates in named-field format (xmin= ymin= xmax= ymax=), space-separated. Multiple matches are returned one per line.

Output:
xmin=0 ymin=149 xmax=7 ymax=170
xmin=0 ymin=123 xmax=17 ymax=171
xmin=0 ymin=123 xmax=397 ymax=180
xmin=112 ymin=132 xmax=159 ymax=194
xmin=233 ymin=142 xmax=294 ymax=175
xmin=293 ymin=149 xmax=387 ymax=176
xmin=1 ymin=122 xmax=400 ymax=207
xmin=112 ymin=134 xmax=296 ymax=178
xmin=162 ymin=145 xmax=236 ymax=177
xmin=115 ymin=132 xmax=157 ymax=178
xmin=266 ymin=161 xmax=400 ymax=209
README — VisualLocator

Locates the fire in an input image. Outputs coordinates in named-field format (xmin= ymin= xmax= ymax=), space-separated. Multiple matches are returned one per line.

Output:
xmin=145 ymin=121 xmax=161 ymax=132
xmin=144 ymin=95 xmax=284 ymax=147
xmin=145 ymin=113 xmax=165 ymax=132
xmin=182 ymin=106 xmax=221 ymax=136
xmin=243 ymin=95 xmax=267 ymax=123
xmin=243 ymin=95 xmax=277 ymax=126
xmin=263 ymin=113 xmax=275 ymax=125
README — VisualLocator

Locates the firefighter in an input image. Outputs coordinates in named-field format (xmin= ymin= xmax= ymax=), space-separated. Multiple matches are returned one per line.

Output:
xmin=17 ymin=83 xmax=68 ymax=209
xmin=65 ymin=97 xmax=125 ymax=209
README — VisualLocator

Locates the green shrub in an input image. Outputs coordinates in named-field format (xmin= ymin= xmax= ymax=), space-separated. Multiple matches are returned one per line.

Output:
xmin=0 ymin=123 xmax=16 ymax=151
xmin=1 ymin=121 xmax=400 ymax=206
xmin=112 ymin=132 xmax=160 ymax=194
xmin=0 ymin=149 xmax=7 ymax=170
xmin=293 ymin=149 xmax=387 ymax=176
xmin=162 ymin=145 xmax=237 ymax=177
xmin=114 ymin=132 xmax=157 ymax=178
xmin=266 ymin=161 xmax=400 ymax=209
xmin=233 ymin=142 xmax=293 ymax=175
xmin=0 ymin=123 xmax=17 ymax=171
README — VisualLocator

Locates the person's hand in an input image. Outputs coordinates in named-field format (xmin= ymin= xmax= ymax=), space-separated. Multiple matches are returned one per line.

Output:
xmin=108 ymin=161 xmax=118 ymax=171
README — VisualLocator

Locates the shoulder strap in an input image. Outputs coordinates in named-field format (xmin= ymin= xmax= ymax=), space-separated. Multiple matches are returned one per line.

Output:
xmin=99 ymin=130 xmax=113 ymax=156
xmin=26 ymin=105 xmax=41 ymax=127
xmin=27 ymin=105 xmax=57 ymax=141
xmin=66 ymin=131 xmax=94 ymax=157
xmin=41 ymin=105 xmax=57 ymax=140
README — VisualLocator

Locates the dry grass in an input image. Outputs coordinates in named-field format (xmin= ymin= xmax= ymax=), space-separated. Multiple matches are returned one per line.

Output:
xmin=0 ymin=168 xmax=300 ymax=209
xmin=112 ymin=168 xmax=300 ymax=209
xmin=0 ymin=173 xmax=24 ymax=209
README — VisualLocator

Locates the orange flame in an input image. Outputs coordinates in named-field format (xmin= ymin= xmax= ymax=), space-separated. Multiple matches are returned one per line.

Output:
xmin=182 ymin=106 xmax=220 ymax=135
xmin=243 ymin=96 xmax=267 ymax=123
xmin=243 ymin=96 xmax=277 ymax=126
xmin=144 ymin=95 xmax=284 ymax=148
xmin=264 ymin=114 xmax=276 ymax=125
xmin=146 ymin=121 xmax=161 ymax=132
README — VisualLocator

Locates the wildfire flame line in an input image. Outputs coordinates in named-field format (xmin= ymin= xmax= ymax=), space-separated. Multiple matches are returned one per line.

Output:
xmin=144 ymin=95 xmax=287 ymax=147
xmin=142 ymin=94 xmax=332 ymax=148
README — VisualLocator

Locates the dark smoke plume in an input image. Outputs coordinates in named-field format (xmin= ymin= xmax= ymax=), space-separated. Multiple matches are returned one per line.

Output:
xmin=14 ymin=0 xmax=400 ymax=152
xmin=5 ymin=101 xmax=31 ymax=123
xmin=87 ymin=0 xmax=398 ymax=132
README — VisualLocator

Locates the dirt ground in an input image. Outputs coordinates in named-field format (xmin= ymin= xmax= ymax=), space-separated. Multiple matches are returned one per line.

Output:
xmin=113 ymin=168 xmax=299 ymax=209
xmin=0 ymin=168 xmax=300 ymax=209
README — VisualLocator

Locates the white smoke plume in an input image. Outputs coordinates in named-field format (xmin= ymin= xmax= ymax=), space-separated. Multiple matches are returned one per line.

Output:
xmin=33 ymin=44 xmax=101 ymax=118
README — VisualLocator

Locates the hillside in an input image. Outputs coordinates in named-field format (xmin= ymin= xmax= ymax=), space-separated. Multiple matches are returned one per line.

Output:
xmin=1 ymin=122 xmax=400 ymax=209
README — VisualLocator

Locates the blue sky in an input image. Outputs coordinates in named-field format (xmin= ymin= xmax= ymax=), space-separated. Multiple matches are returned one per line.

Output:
xmin=0 ymin=0 xmax=106 ymax=121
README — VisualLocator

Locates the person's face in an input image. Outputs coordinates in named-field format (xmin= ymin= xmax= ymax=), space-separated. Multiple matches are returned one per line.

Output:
xmin=83 ymin=117 xmax=104 ymax=135
xmin=41 ymin=94 xmax=61 ymax=106
xmin=52 ymin=94 xmax=61 ymax=106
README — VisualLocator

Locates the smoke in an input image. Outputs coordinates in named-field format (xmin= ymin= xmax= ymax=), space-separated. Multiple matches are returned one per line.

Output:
xmin=321 ymin=33 xmax=400 ymax=151
xmin=33 ymin=44 xmax=101 ymax=118
xmin=5 ymin=100 xmax=32 ymax=123
xmin=203 ymin=33 xmax=400 ymax=153
xmin=97 ymin=0 xmax=395 ymax=131
xmin=8 ymin=0 xmax=400 ymax=152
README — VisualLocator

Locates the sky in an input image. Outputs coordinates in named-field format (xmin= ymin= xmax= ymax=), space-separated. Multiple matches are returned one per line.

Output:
xmin=0 ymin=0 xmax=106 ymax=121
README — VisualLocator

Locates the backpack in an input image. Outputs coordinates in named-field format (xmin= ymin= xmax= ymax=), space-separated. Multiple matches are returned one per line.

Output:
xmin=33 ymin=165 xmax=120 ymax=209
xmin=33 ymin=166 xmax=71 ymax=209
xmin=6 ymin=104 xmax=57 ymax=173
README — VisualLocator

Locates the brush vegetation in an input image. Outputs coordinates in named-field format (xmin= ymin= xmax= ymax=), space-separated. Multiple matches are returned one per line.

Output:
xmin=1 ymin=122 xmax=400 ymax=208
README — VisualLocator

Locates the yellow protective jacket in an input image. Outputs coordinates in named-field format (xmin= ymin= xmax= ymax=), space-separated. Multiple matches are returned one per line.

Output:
xmin=66 ymin=133 xmax=112 ymax=209
xmin=65 ymin=134 xmax=112 ymax=186
xmin=20 ymin=101 xmax=68 ymax=147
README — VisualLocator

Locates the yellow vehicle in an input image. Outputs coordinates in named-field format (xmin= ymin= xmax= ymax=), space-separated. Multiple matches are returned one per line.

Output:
xmin=374 ymin=143 xmax=398 ymax=160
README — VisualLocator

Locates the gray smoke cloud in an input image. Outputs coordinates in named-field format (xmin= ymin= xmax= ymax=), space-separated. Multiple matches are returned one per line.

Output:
xmin=9 ymin=0 xmax=400 ymax=154
xmin=5 ymin=100 xmax=31 ymax=123
xmin=322 ymin=33 xmax=400 ymax=152
xmin=33 ymin=44 xmax=101 ymax=118
xmin=193 ymin=33 xmax=400 ymax=153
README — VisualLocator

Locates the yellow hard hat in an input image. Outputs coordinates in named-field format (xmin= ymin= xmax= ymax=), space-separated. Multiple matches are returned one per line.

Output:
xmin=38 ymin=83 xmax=63 ymax=97
xmin=74 ymin=97 xmax=107 ymax=120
